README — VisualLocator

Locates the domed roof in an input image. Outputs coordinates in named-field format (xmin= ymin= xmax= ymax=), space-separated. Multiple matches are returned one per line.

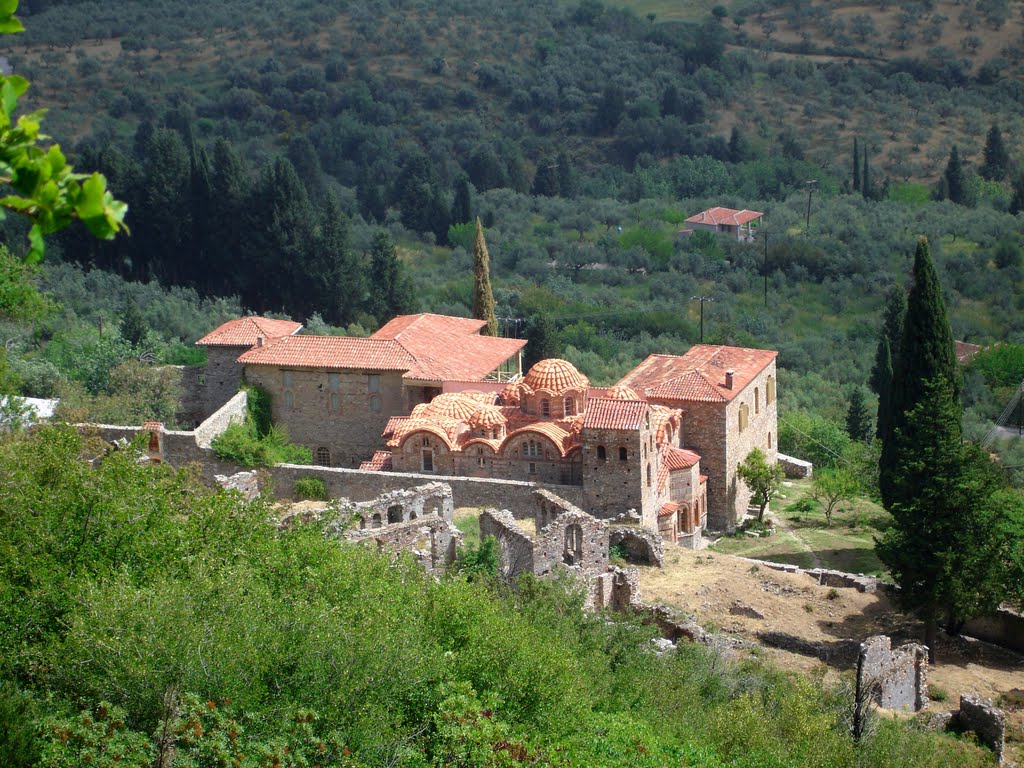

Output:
xmin=419 ymin=392 xmax=483 ymax=422
xmin=468 ymin=404 xmax=507 ymax=429
xmin=606 ymin=384 xmax=641 ymax=400
xmin=521 ymin=358 xmax=589 ymax=395
xmin=499 ymin=381 xmax=520 ymax=405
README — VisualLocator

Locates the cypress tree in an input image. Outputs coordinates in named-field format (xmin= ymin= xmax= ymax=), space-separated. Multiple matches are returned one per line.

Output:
xmin=869 ymin=288 xmax=906 ymax=395
xmin=472 ymin=218 xmax=498 ymax=337
xmin=119 ymin=296 xmax=148 ymax=348
xmin=875 ymin=338 xmax=895 ymax=443
xmin=451 ymin=177 xmax=472 ymax=225
xmin=208 ymin=138 xmax=250 ymax=296
xmin=852 ymin=137 xmax=860 ymax=193
xmin=1009 ymin=170 xmax=1024 ymax=216
xmin=845 ymin=387 xmax=873 ymax=443
xmin=879 ymin=236 xmax=959 ymax=509
xmin=861 ymin=144 xmax=871 ymax=200
xmin=556 ymin=152 xmax=577 ymax=199
xmin=532 ymin=161 xmax=560 ymax=197
xmin=943 ymin=145 xmax=967 ymax=205
xmin=367 ymin=231 xmax=417 ymax=322
xmin=979 ymin=124 xmax=1009 ymax=182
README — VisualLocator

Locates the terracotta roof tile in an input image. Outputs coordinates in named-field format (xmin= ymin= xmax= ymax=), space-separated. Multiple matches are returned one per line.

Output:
xmin=955 ymin=340 xmax=982 ymax=364
xmin=659 ymin=502 xmax=680 ymax=517
xmin=583 ymin=398 xmax=647 ymax=431
xmin=196 ymin=317 xmax=302 ymax=347
xmin=662 ymin=445 xmax=701 ymax=471
xmin=382 ymin=416 xmax=408 ymax=439
xmin=521 ymin=359 xmax=589 ymax=395
xmin=359 ymin=451 xmax=393 ymax=471
xmin=372 ymin=313 xmax=525 ymax=382
xmin=685 ymin=207 xmax=763 ymax=227
xmin=617 ymin=346 xmax=777 ymax=403
xmin=505 ymin=421 xmax=579 ymax=457
xmin=237 ymin=335 xmax=415 ymax=370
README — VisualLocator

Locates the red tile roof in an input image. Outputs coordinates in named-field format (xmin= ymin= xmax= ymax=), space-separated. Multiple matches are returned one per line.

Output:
xmin=372 ymin=313 xmax=525 ymax=382
xmin=382 ymin=416 xmax=408 ymax=439
xmin=583 ymin=398 xmax=647 ymax=431
xmin=238 ymin=335 xmax=416 ymax=370
xmin=659 ymin=502 xmax=680 ymax=517
xmin=196 ymin=317 xmax=302 ymax=347
xmin=685 ymin=207 xmax=763 ymax=227
xmin=521 ymin=358 xmax=589 ymax=394
xmin=359 ymin=451 xmax=393 ymax=471
xmin=505 ymin=421 xmax=579 ymax=457
xmin=661 ymin=446 xmax=701 ymax=471
xmin=617 ymin=346 xmax=777 ymax=404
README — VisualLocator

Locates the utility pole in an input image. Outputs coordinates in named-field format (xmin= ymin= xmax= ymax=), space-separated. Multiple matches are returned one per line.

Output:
xmin=763 ymin=228 xmax=769 ymax=307
xmin=805 ymin=179 xmax=817 ymax=232
xmin=690 ymin=295 xmax=714 ymax=343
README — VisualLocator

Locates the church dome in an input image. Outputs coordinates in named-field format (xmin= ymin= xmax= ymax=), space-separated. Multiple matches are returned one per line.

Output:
xmin=468 ymin=404 xmax=507 ymax=429
xmin=521 ymin=359 xmax=589 ymax=395
xmin=606 ymin=384 xmax=641 ymax=400
xmin=420 ymin=392 xmax=483 ymax=422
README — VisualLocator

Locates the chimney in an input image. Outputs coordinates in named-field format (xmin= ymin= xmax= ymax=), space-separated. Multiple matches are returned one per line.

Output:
xmin=725 ymin=370 xmax=734 ymax=389
xmin=256 ymin=335 xmax=265 ymax=348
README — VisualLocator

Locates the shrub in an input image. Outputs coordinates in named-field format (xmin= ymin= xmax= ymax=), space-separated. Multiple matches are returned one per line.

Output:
xmin=293 ymin=476 xmax=327 ymax=501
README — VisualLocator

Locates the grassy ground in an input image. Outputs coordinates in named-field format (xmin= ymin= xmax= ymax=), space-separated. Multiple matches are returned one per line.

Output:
xmin=711 ymin=478 xmax=890 ymax=576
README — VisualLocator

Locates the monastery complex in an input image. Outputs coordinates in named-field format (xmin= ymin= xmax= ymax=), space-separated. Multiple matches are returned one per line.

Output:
xmin=193 ymin=312 xmax=778 ymax=540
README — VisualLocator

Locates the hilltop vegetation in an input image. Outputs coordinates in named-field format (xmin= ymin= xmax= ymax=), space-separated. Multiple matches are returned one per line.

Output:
xmin=0 ymin=426 xmax=997 ymax=767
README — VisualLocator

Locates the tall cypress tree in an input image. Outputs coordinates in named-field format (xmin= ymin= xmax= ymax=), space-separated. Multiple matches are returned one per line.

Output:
xmin=943 ymin=145 xmax=967 ymax=205
xmin=869 ymin=288 xmax=906 ymax=395
xmin=875 ymin=338 xmax=895 ymax=442
xmin=852 ymin=137 xmax=860 ymax=193
xmin=367 ymin=231 xmax=417 ymax=322
xmin=451 ymin=177 xmax=472 ymax=225
xmin=472 ymin=218 xmax=498 ymax=337
xmin=845 ymin=387 xmax=873 ymax=443
xmin=879 ymin=236 xmax=959 ymax=509
xmin=979 ymin=124 xmax=1010 ymax=182
xmin=861 ymin=144 xmax=871 ymax=200
xmin=1009 ymin=170 xmax=1024 ymax=216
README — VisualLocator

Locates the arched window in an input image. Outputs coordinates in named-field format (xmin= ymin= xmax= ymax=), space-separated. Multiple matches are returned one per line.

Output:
xmin=564 ymin=397 xmax=575 ymax=416
xmin=387 ymin=504 xmax=403 ymax=524
xmin=646 ymin=464 xmax=652 ymax=486
xmin=541 ymin=399 xmax=550 ymax=417
xmin=768 ymin=432 xmax=773 ymax=449
xmin=421 ymin=449 xmax=434 ymax=472
xmin=524 ymin=440 xmax=541 ymax=457
xmin=739 ymin=403 xmax=749 ymax=432
xmin=766 ymin=375 xmax=776 ymax=405
xmin=597 ymin=445 xmax=606 ymax=461
xmin=371 ymin=513 xmax=382 ymax=529
xmin=315 ymin=446 xmax=331 ymax=466
xmin=755 ymin=388 xmax=760 ymax=414
xmin=563 ymin=523 xmax=583 ymax=565
xmin=619 ymin=447 xmax=627 ymax=461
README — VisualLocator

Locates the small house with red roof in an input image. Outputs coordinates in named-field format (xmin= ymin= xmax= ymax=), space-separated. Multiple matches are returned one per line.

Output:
xmin=684 ymin=207 xmax=763 ymax=241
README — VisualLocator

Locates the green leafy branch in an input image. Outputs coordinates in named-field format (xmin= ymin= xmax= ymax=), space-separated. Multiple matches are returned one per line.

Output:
xmin=0 ymin=0 xmax=127 ymax=263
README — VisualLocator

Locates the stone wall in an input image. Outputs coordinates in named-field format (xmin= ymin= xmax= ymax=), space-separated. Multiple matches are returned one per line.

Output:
xmin=609 ymin=526 xmax=665 ymax=567
xmin=346 ymin=514 xmax=461 ymax=573
xmin=193 ymin=390 xmax=249 ymax=448
xmin=857 ymin=635 xmax=928 ymax=711
xmin=581 ymin=425 xmax=646 ymax=522
xmin=778 ymin=453 xmax=813 ymax=479
xmin=956 ymin=695 xmax=1006 ymax=764
xmin=480 ymin=508 xmax=535 ymax=579
xmin=963 ymin=607 xmax=1024 ymax=654
xmin=347 ymin=482 xmax=454 ymax=527
xmin=186 ymin=346 xmax=248 ymax=425
xmin=532 ymin=508 xmax=609 ymax=578
xmin=243 ymin=365 xmax=406 ymax=467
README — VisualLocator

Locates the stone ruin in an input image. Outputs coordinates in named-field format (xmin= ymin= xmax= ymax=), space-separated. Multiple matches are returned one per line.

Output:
xmin=609 ymin=525 xmax=665 ymax=567
xmin=480 ymin=489 xmax=641 ymax=611
xmin=955 ymin=694 xmax=1006 ymax=765
xmin=856 ymin=635 xmax=929 ymax=712
xmin=329 ymin=482 xmax=461 ymax=573
xmin=215 ymin=470 xmax=260 ymax=502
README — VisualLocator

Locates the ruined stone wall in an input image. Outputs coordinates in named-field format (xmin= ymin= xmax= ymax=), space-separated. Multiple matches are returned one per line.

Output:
xmin=957 ymin=695 xmax=1005 ymax=764
xmin=581 ymin=426 xmax=645 ymax=521
xmin=243 ymin=366 xmax=406 ymax=467
xmin=479 ymin=508 xmax=535 ymax=578
xmin=962 ymin=607 xmax=1024 ymax=654
xmin=608 ymin=526 xmax=664 ymax=566
xmin=187 ymin=346 xmax=248 ymax=424
xmin=857 ymin=635 xmax=928 ymax=712
xmin=533 ymin=509 xmax=609 ymax=577
xmin=346 ymin=514 xmax=461 ymax=573
xmin=348 ymin=482 xmax=454 ymax=527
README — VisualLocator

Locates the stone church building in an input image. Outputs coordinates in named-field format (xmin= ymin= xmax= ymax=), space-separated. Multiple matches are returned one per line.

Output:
xmin=194 ymin=313 xmax=777 ymax=537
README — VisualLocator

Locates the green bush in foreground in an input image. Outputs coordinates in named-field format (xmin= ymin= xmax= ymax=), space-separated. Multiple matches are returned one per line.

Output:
xmin=211 ymin=386 xmax=311 ymax=467
xmin=0 ymin=427 xmax=995 ymax=768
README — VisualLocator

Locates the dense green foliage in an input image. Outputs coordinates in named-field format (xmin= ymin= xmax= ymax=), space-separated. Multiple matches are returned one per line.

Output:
xmin=293 ymin=475 xmax=328 ymax=501
xmin=0 ymin=427 xmax=997 ymax=766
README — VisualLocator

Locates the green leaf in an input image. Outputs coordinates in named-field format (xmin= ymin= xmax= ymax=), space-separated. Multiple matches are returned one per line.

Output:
xmin=0 ymin=0 xmax=19 ymax=16
xmin=25 ymin=223 xmax=43 ymax=264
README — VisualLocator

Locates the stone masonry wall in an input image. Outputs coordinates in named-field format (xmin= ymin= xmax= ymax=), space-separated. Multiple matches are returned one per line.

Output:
xmin=186 ymin=346 xmax=248 ymax=425
xmin=243 ymin=366 xmax=405 ymax=467
xmin=480 ymin=508 xmax=535 ymax=578
xmin=581 ymin=426 xmax=645 ymax=521
xmin=193 ymin=390 xmax=249 ymax=448
xmin=346 ymin=514 xmax=461 ymax=573
xmin=857 ymin=635 xmax=928 ymax=711
xmin=532 ymin=509 xmax=609 ymax=577
xmin=957 ymin=695 xmax=1006 ymax=764
xmin=778 ymin=453 xmax=813 ymax=479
